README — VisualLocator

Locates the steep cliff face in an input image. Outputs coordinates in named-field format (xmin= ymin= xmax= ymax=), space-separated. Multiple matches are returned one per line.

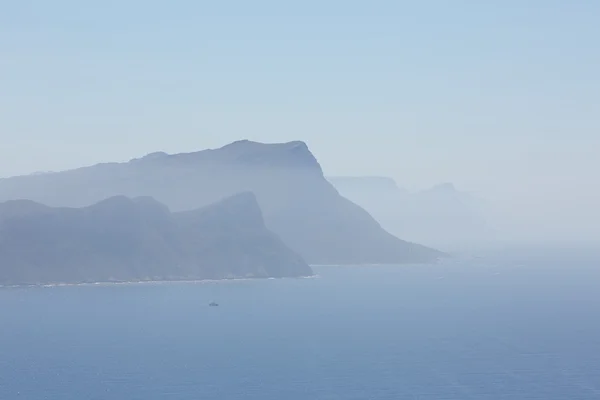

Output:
xmin=0 ymin=140 xmax=442 ymax=264
xmin=0 ymin=193 xmax=312 ymax=286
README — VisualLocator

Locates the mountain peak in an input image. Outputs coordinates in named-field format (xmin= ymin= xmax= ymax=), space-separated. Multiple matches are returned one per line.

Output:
xmin=217 ymin=140 xmax=320 ymax=171
xmin=204 ymin=191 xmax=260 ymax=214
xmin=0 ymin=199 xmax=52 ymax=220
xmin=141 ymin=151 xmax=169 ymax=160
xmin=219 ymin=139 xmax=308 ymax=150
xmin=131 ymin=140 xmax=320 ymax=171
xmin=182 ymin=191 xmax=265 ymax=229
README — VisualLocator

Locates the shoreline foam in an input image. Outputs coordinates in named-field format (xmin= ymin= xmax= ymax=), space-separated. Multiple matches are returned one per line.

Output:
xmin=0 ymin=274 xmax=319 ymax=289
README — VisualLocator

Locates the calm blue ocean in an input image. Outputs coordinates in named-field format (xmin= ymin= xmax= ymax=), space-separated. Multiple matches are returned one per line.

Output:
xmin=1 ymin=249 xmax=600 ymax=399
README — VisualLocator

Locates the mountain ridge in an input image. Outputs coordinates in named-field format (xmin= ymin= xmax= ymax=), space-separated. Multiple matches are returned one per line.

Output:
xmin=0 ymin=140 xmax=443 ymax=264
xmin=0 ymin=192 xmax=312 ymax=286
xmin=329 ymin=176 xmax=494 ymax=252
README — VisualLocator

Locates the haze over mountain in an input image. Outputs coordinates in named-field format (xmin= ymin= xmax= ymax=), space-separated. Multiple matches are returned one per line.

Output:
xmin=329 ymin=176 xmax=494 ymax=252
xmin=0 ymin=140 xmax=442 ymax=265
xmin=0 ymin=192 xmax=312 ymax=286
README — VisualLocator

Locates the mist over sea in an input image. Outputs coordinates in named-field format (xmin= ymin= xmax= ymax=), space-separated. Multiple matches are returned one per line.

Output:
xmin=2 ymin=246 xmax=599 ymax=400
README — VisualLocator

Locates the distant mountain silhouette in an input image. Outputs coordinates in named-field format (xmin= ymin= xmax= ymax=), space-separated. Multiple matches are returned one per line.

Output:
xmin=327 ymin=176 xmax=407 ymax=194
xmin=329 ymin=177 xmax=494 ymax=252
xmin=0 ymin=193 xmax=312 ymax=286
xmin=0 ymin=140 xmax=442 ymax=264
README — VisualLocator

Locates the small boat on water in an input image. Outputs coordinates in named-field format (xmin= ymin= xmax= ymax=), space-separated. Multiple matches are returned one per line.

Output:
xmin=209 ymin=301 xmax=219 ymax=307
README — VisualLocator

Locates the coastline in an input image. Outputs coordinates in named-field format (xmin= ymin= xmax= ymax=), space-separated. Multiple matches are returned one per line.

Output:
xmin=0 ymin=274 xmax=319 ymax=289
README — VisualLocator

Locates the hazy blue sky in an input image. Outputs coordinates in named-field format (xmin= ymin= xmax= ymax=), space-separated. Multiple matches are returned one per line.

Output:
xmin=1 ymin=0 xmax=599 ymax=234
